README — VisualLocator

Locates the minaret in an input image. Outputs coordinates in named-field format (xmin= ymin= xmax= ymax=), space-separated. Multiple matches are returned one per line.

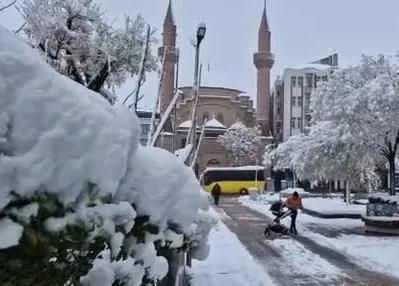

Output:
xmin=253 ymin=0 xmax=274 ymax=135
xmin=158 ymin=0 xmax=177 ymax=116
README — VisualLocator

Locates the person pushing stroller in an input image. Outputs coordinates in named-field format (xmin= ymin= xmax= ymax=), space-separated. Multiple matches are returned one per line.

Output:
xmin=284 ymin=191 xmax=303 ymax=235
xmin=264 ymin=191 xmax=303 ymax=238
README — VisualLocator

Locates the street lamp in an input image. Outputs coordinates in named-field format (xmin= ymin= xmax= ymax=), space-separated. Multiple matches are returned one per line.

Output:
xmin=193 ymin=22 xmax=206 ymax=85
xmin=189 ymin=22 xmax=206 ymax=169
xmin=196 ymin=23 xmax=206 ymax=44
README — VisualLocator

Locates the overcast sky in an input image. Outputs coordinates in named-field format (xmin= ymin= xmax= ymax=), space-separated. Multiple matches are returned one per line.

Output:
xmin=2 ymin=0 xmax=399 ymax=109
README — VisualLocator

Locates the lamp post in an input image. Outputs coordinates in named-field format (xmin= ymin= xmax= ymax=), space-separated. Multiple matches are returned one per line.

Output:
xmin=189 ymin=22 xmax=206 ymax=168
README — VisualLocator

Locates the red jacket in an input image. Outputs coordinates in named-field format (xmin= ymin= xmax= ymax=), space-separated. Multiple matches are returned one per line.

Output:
xmin=285 ymin=195 xmax=303 ymax=209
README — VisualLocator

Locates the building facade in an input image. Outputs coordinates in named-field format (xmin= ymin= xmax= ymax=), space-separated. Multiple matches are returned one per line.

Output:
xmin=151 ymin=1 xmax=274 ymax=175
xmin=137 ymin=110 xmax=160 ymax=146
xmin=270 ymin=54 xmax=338 ymax=142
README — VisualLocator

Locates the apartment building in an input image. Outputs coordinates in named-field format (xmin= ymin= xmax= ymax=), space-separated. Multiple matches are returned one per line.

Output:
xmin=271 ymin=54 xmax=338 ymax=142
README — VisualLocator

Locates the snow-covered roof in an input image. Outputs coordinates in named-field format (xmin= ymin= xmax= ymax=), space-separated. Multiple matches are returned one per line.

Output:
xmin=205 ymin=117 xmax=226 ymax=129
xmin=229 ymin=120 xmax=246 ymax=129
xmin=288 ymin=63 xmax=333 ymax=71
xmin=203 ymin=165 xmax=265 ymax=172
xmin=178 ymin=119 xmax=201 ymax=129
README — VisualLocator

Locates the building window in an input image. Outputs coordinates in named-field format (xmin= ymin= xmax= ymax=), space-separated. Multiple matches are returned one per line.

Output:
xmin=291 ymin=118 xmax=295 ymax=128
xmin=141 ymin=124 xmax=150 ymax=135
xmin=291 ymin=97 xmax=296 ymax=106
xmin=276 ymin=107 xmax=280 ymax=115
xmin=305 ymin=93 xmax=311 ymax=102
xmin=298 ymin=76 xmax=303 ymax=86
xmin=297 ymin=118 xmax=302 ymax=129
xmin=291 ymin=76 xmax=296 ymax=86
xmin=322 ymin=75 xmax=328 ymax=82
xmin=305 ymin=73 xmax=313 ymax=87
xmin=276 ymin=127 xmax=281 ymax=134
xmin=297 ymin=96 xmax=302 ymax=106
xmin=277 ymin=91 xmax=280 ymax=98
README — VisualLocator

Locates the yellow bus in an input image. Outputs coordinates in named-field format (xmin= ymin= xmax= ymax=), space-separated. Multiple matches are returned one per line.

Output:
xmin=199 ymin=166 xmax=265 ymax=195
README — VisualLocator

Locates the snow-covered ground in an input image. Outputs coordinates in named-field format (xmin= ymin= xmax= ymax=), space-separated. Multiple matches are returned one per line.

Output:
xmin=246 ymin=194 xmax=366 ymax=215
xmin=239 ymin=196 xmax=399 ymax=279
xmin=303 ymin=197 xmax=366 ymax=215
xmin=189 ymin=209 xmax=276 ymax=286
xmin=267 ymin=238 xmax=343 ymax=283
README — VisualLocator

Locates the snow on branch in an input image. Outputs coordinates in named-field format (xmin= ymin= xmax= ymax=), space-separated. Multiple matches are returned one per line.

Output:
xmin=0 ymin=0 xmax=16 ymax=12
xmin=18 ymin=0 xmax=157 ymax=103
xmin=218 ymin=124 xmax=262 ymax=166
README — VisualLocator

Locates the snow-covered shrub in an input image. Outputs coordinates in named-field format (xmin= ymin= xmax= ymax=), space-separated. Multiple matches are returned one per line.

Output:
xmin=0 ymin=25 xmax=211 ymax=285
xmin=183 ymin=191 xmax=218 ymax=261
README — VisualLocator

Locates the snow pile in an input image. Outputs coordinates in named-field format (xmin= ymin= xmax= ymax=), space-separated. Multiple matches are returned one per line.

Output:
xmin=238 ymin=193 xmax=280 ymax=205
xmin=0 ymin=25 xmax=209 ymax=285
xmin=115 ymin=146 xmax=201 ymax=231
xmin=189 ymin=217 xmax=276 ymax=286
xmin=185 ymin=194 xmax=219 ymax=261
xmin=280 ymin=187 xmax=309 ymax=196
xmin=174 ymin=144 xmax=193 ymax=163
xmin=369 ymin=193 xmax=399 ymax=204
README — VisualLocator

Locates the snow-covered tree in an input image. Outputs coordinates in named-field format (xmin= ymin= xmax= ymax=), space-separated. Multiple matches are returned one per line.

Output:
xmin=18 ymin=0 xmax=157 ymax=103
xmin=266 ymin=120 xmax=380 ymax=193
xmin=311 ymin=54 xmax=399 ymax=195
xmin=218 ymin=124 xmax=262 ymax=166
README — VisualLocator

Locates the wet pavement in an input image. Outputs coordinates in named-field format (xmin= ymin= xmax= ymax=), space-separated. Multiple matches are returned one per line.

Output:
xmin=216 ymin=197 xmax=399 ymax=286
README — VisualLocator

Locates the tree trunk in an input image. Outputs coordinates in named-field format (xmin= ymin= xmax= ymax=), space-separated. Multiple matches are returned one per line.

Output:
xmin=345 ymin=181 xmax=350 ymax=206
xmin=88 ymin=62 xmax=109 ymax=92
xmin=389 ymin=155 xmax=396 ymax=196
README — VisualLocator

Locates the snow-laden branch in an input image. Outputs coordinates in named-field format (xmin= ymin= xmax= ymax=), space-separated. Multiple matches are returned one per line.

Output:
xmin=190 ymin=118 xmax=207 ymax=168
xmin=0 ymin=0 xmax=16 ymax=12
xmin=218 ymin=124 xmax=262 ymax=166
xmin=149 ymin=90 xmax=182 ymax=147
xmin=147 ymin=50 xmax=166 ymax=146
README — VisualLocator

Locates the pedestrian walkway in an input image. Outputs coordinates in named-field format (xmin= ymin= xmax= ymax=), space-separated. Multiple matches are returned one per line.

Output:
xmin=216 ymin=197 xmax=399 ymax=286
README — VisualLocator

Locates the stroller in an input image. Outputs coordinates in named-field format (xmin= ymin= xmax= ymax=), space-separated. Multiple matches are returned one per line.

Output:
xmin=264 ymin=201 xmax=292 ymax=239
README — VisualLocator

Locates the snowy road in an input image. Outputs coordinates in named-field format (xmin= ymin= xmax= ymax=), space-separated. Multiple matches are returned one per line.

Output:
xmin=217 ymin=197 xmax=399 ymax=286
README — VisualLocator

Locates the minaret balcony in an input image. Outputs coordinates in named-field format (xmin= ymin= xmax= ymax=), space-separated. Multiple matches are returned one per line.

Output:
xmin=253 ymin=52 xmax=274 ymax=69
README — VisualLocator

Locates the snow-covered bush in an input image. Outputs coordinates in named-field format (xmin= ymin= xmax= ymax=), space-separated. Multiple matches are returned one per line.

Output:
xmin=183 ymin=191 xmax=218 ymax=261
xmin=218 ymin=124 xmax=262 ymax=166
xmin=19 ymin=0 xmax=157 ymax=103
xmin=0 ymin=25 xmax=212 ymax=285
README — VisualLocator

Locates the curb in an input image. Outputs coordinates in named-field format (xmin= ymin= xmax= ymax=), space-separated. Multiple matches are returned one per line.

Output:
xmin=303 ymin=208 xmax=362 ymax=219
